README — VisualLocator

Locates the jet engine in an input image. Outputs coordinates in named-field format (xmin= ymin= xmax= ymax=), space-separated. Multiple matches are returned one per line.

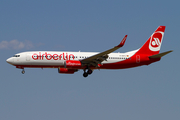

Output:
xmin=58 ymin=68 xmax=75 ymax=74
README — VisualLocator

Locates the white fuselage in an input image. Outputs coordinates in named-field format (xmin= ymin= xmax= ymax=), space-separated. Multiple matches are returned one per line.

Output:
xmin=7 ymin=50 xmax=138 ymax=68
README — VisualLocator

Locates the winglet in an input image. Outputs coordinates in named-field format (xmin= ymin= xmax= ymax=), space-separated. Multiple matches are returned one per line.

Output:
xmin=116 ymin=35 xmax=127 ymax=47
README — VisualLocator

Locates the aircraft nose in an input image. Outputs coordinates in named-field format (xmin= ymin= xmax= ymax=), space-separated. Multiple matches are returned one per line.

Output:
xmin=6 ymin=57 xmax=14 ymax=64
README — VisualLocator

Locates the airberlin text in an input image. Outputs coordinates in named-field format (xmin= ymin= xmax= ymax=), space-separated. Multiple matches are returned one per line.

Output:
xmin=32 ymin=52 xmax=75 ymax=60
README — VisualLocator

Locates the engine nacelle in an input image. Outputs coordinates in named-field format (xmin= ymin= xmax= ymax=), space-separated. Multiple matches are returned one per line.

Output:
xmin=58 ymin=68 xmax=75 ymax=74
xmin=64 ymin=60 xmax=82 ymax=69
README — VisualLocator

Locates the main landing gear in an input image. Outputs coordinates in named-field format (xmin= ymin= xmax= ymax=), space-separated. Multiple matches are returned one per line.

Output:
xmin=83 ymin=69 xmax=93 ymax=77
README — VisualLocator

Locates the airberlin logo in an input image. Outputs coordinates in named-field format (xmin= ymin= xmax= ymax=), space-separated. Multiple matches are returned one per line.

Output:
xmin=32 ymin=52 xmax=75 ymax=60
xmin=152 ymin=38 xmax=160 ymax=46
xmin=66 ymin=61 xmax=81 ymax=66
xmin=149 ymin=31 xmax=164 ymax=51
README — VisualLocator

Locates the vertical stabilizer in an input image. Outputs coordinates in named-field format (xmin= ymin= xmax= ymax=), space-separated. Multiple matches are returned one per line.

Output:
xmin=136 ymin=26 xmax=166 ymax=55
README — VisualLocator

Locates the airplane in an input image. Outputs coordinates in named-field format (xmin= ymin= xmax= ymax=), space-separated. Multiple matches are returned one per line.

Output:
xmin=6 ymin=26 xmax=172 ymax=77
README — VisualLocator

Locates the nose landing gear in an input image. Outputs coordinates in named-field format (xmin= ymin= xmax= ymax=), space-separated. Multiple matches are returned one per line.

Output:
xmin=21 ymin=69 xmax=25 ymax=74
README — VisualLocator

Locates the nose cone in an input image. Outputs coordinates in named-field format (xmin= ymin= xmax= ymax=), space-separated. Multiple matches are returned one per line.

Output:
xmin=6 ymin=57 xmax=14 ymax=64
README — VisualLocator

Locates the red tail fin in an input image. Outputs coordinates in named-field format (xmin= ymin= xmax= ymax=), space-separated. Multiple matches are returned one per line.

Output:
xmin=136 ymin=26 xmax=166 ymax=55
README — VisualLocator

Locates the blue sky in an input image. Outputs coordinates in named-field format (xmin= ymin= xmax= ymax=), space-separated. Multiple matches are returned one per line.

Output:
xmin=0 ymin=0 xmax=179 ymax=120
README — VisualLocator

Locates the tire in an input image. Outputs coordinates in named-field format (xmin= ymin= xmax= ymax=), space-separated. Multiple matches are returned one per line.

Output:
xmin=22 ymin=70 xmax=25 ymax=74
xmin=87 ymin=69 xmax=93 ymax=75
xmin=83 ymin=72 xmax=88 ymax=77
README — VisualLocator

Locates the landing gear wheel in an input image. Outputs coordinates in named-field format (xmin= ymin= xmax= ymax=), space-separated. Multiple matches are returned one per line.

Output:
xmin=22 ymin=70 xmax=25 ymax=74
xmin=83 ymin=72 xmax=88 ymax=77
xmin=87 ymin=69 xmax=93 ymax=75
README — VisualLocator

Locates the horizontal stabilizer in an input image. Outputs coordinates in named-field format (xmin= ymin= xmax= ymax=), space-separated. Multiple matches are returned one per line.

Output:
xmin=149 ymin=50 xmax=173 ymax=59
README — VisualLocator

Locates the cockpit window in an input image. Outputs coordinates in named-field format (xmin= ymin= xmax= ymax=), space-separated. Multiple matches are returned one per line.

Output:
xmin=13 ymin=55 xmax=20 ymax=57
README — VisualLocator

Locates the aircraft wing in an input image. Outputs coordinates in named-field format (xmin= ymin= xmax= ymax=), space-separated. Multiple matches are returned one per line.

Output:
xmin=81 ymin=35 xmax=127 ymax=67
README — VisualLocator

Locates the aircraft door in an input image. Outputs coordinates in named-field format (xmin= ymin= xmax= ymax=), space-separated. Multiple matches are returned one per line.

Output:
xmin=136 ymin=55 xmax=140 ymax=63
xmin=26 ymin=54 xmax=30 ymax=61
